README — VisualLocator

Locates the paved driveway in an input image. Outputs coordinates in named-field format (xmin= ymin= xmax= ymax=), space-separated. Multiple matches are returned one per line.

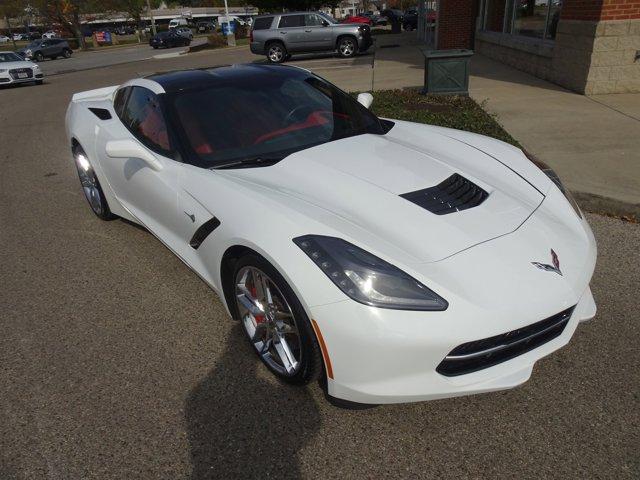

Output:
xmin=0 ymin=48 xmax=638 ymax=479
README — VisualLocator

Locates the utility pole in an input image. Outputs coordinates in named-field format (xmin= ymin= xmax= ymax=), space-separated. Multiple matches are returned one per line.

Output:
xmin=223 ymin=0 xmax=235 ymax=46
xmin=146 ymin=0 xmax=156 ymax=36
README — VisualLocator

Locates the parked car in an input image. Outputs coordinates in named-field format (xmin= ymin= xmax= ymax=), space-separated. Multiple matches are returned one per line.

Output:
xmin=197 ymin=21 xmax=216 ymax=33
xmin=363 ymin=12 xmax=387 ymax=26
xmin=380 ymin=9 xmax=404 ymax=23
xmin=41 ymin=30 xmax=59 ymax=39
xmin=66 ymin=64 xmax=597 ymax=406
xmin=169 ymin=18 xmax=189 ymax=29
xmin=149 ymin=30 xmax=191 ymax=49
xmin=250 ymin=11 xmax=372 ymax=63
xmin=174 ymin=26 xmax=193 ymax=40
xmin=341 ymin=15 xmax=373 ymax=26
xmin=0 ymin=35 xmax=10 ymax=43
xmin=403 ymin=10 xmax=418 ymax=31
xmin=0 ymin=51 xmax=44 ymax=86
xmin=12 ymin=33 xmax=29 ymax=41
xmin=16 ymin=38 xmax=72 ymax=62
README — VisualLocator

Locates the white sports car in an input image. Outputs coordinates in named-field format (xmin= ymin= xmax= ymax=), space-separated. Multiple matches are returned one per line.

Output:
xmin=65 ymin=65 xmax=596 ymax=406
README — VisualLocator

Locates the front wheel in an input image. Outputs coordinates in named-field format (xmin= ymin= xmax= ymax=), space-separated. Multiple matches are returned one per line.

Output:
xmin=62 ymin=48 xmax=72 ymax=58
xmin=337 ymin=36 xmax=357 ymax=58
xmin=34 ymin=52 xmax=44 ymax=62
xmin=73 ymin=146 xmax=116 ymax=220
xmin=266 ymin=42 xmax=286 ymax=63
xmin=232 ymin=255 xmax=322 ymax=385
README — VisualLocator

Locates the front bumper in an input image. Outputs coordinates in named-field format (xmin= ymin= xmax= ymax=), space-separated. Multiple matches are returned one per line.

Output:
xmin=0 ymin=69 xmax=42 ymax=85
xmin=307 ymin=187 xmax=597 ymax=404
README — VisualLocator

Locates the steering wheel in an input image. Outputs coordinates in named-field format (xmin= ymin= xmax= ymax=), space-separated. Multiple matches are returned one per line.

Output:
xmin=283 ymin=104 xmax=317 ymax=125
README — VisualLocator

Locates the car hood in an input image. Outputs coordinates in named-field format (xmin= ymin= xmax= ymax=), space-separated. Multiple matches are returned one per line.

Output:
xmin=219 ymin=121 xmax=545 ymax=263
xmin=0 ymin=60 xmax=36 ymax=68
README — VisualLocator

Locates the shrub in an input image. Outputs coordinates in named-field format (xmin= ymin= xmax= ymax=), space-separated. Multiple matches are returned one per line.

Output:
xmin=207 ymin=34 xmax=227 ymax=49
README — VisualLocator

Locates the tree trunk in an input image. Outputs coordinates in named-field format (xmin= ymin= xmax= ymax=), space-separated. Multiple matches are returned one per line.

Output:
xmin=72 ymin=10 xmax=86 ymax=50
xmin=5 ymin=15 xmax=17 ymax=50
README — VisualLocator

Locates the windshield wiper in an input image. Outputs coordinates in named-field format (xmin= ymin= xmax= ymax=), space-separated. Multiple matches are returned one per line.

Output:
xmin=213 ymin=155 xmax=284 ymax=170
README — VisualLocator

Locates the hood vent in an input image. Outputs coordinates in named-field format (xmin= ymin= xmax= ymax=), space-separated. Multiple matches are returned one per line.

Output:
xmin=400 ymin=173 xmax=488 ymax=215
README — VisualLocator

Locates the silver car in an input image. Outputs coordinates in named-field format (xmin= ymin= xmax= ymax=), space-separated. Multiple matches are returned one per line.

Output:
xmin=250 ymin=12 xmax=372 ymax=63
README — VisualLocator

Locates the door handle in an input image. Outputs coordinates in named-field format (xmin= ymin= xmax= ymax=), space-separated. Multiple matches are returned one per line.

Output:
xmin=304 ymin=29 xmax=312 ymax=32
xmin=279 ymin=31 xmax=287 ymax=34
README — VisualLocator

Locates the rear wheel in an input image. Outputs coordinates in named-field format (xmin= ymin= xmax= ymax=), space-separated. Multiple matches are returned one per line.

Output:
xmin=62 ymin=48 xmax=72 ymax=58
xmin=337 ymin=36 xmax=357 ymax=58
xmin=35 ymin=80 xmax=43 ymax=85
xmin=266 ymin=42 xmax=286 ymax=63
xmin=73 ymin=145 xmax=116 ymax=220
xmin=231 ymin=254 xmax=322 ymax=385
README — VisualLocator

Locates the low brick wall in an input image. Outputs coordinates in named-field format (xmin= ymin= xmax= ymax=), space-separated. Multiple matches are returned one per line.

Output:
xmin=475 ymin=18 xmax=640 ymax=94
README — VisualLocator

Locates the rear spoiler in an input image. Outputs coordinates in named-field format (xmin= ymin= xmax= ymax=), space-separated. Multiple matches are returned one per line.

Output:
xmin=71 ymin=85 xmax=118 ymax=103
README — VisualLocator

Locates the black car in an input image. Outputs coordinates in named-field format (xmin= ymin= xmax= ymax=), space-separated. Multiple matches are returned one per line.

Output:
xmin=403 ymin=10 xmax=418 ymax=31
xmin=16 ymin=38 xmax=72 ymax=62
xmin=149 ymin=31 xmax=191 ymax=49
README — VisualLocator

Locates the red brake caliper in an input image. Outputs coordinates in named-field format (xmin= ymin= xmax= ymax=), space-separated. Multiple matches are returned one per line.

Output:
xmin=251 ymin=285 xmax=265 ymax=324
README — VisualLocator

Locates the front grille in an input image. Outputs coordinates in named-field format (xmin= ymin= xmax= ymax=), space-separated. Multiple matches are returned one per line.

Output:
xmin=9 ymin=68 xmax=33 ymax=80
xmin=436 ymin=306 xmax=575 ymax=377
xmin=400 ymin=173 xmax=488 ymax=215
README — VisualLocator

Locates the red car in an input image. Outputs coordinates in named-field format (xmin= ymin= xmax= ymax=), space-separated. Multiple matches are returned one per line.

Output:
xmin=341 ymin=15 xmax=373 ymax=26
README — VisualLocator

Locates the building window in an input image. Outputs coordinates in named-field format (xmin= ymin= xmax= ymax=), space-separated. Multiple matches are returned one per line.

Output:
xmin=482 ymin=0 xmax=562 ymax=41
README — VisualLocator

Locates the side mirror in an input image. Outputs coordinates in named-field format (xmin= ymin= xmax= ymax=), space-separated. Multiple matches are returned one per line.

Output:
xmin=357 ymin=92 xmax=374 ymax=109
xmin=105 ymin=139 xmax=163 ymax=171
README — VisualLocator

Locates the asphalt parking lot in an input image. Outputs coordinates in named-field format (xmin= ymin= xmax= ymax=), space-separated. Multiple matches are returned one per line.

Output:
xmin=1 ymin=48 xmax=639 ymax=479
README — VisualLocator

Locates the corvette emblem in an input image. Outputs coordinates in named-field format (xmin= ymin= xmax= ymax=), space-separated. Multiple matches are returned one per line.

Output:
xmin=532 ymin=249 xmax=562 ymax=276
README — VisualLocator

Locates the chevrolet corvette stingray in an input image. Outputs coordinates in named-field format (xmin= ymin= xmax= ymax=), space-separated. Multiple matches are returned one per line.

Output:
xmin=65 ymin=64 xmax=597 ymax=405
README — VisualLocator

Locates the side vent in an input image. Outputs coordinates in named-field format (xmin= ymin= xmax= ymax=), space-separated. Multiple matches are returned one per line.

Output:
xmin=88 ymin=107 xmax=112 ymax=120
xmin=189 ymin=217 xmax=221 ymax=249
xmin=400 ymin=173 xmax=488 ymax=215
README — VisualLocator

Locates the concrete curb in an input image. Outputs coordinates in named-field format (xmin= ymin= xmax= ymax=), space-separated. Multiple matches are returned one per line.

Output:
xmin=574 ymin=191 xmax=639 ymax=222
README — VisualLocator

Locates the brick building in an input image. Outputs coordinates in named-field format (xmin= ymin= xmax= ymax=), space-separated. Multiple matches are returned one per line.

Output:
xmin=436 ymin=0 xmax=640 ymax=94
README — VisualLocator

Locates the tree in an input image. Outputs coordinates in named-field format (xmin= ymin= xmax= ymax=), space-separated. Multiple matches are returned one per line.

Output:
xmin=34 ymin=0 xmax=107 ymax=50
xmin=0 ymin=0 xmax=26 ymax=49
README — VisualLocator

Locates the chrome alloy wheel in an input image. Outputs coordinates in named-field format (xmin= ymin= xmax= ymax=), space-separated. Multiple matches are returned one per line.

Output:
xmin=235 ymin=266 xmax=302 ymax=376
xmin=74 ymin=153 xmax=103 ymax=216
xmin=268 ymin=44 xmax=284 ymax=63
xmin=339 ymin=38 xmax=355 ymax=56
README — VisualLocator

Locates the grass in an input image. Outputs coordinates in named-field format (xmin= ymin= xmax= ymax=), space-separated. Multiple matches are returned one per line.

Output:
xmin=369 ymin=89 xmax=520 ymax=147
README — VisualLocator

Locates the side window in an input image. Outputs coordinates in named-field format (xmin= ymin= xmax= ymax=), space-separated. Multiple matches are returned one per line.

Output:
xmin=253 ymin=16 xmax=273 ymax=30
xmin=305 ymin=14 xmax=323 ymax=27
xmin=121 ymin=86 xmax=171 ymax=154
xmin=278 ymin=15 xmax=304 ymax=28
xmin=113 ymin=87 xmax=130 ymax=118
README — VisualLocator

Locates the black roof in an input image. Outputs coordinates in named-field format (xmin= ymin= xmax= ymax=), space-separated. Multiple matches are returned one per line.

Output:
xmin=146 ymin=64 xmax=308 ymax=94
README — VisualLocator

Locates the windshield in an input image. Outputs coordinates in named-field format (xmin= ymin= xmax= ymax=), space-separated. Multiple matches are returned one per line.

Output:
xmin=0 ymin=52 xmax=23 ymax=62
xmin=167 ymin=68 xmax=390 ymax=168
xmin=318 ymin=12 xmax=338 ymax=24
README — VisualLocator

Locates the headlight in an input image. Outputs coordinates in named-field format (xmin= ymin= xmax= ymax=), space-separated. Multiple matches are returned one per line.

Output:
xmin=294 ymin=235 xmax=448 ymax=311
xmin=25 ymin=49 xmax=32 ymax=55
xmin=523 ymin=150 xmax=582 ymax=218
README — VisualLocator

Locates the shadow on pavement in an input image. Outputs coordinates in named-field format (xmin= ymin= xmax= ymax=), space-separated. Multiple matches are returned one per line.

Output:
xmin=185 ymin=323 xmax=321 ymax=479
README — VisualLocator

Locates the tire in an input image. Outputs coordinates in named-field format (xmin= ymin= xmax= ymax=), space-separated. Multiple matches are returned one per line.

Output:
xmin=231 ymin=254 xmax=323 ymax=385
xmin=153 ymin=45 xmax=158 ymax=49
xmin=73 ymin=145 xmax=116 ymax=221
xmin=34 ymin=52 xmax=44 ymax=62
xmin=62 ymin=48 xmax=71 ymax=58
xmin=337 ymin=36 xmax=357 ymax=58
xmin=35 ymin=80 xmax=43 ymax=85
xmin=266 ymin=41 xmax=286 ymax=64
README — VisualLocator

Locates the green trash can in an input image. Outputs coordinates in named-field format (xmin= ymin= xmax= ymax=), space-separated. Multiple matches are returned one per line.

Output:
xmin=421 ymin=48 xmax=474 ymax=95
